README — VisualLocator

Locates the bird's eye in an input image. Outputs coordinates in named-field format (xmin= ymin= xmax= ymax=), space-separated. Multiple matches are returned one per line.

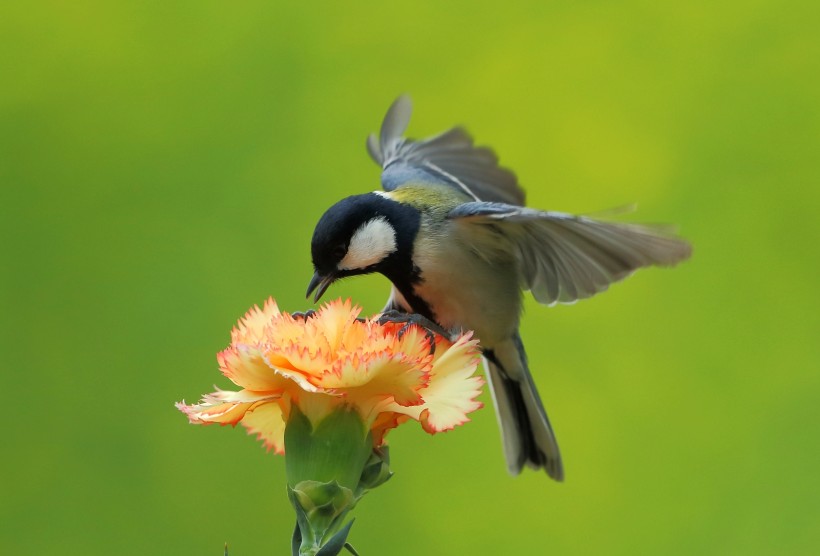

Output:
xmin=332 ymin=245 xmax=346 ymax=259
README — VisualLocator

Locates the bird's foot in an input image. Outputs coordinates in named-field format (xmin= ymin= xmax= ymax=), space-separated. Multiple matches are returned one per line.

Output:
xmin=376 ymin=310 xmax=452 ymax=354
xmin=290 ymin=310 xmax=317 ymax=320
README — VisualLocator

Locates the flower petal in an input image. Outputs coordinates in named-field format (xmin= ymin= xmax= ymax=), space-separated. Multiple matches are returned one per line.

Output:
xmin=177 ymin=389 xmax=280 ymax=425
xmin=342 ymin=353 xmax=427 ymax=408
xmin=179 ymin=297 xmax=485 ymax=452
xmin=369 ymin=411 xmax=410 ymax=445
xmin=241 ymin=402 xmax=287 ymax=454
xmin=219 ymin=344 xmax=290 ymax=391
xmin=231 ymin=297 xmax=280 ymax=344
xmin=418 ymin=333 xmax=484 ymax=432
xmin=385 ymin=333 xmax=484 ymax=433
xmin=311 ymin=298 xmax=361 ymax=351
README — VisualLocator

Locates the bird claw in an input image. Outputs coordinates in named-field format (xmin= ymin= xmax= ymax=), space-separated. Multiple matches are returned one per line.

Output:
xmin=291 ymin=310 xmax=317 ymax=320
xmin=376 ymin=310 xmax=451 ymax=354
xmin=293 ymin=309 xmax=449 ymax=355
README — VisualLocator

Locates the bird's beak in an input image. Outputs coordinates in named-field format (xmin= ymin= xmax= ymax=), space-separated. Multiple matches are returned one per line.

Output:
xmin=306 ymin=271 xmax=336 ymax=303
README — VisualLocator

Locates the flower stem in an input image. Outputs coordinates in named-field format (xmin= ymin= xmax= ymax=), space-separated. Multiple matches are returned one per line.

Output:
xmin=285 ymin=405 xmax=375 ymax=555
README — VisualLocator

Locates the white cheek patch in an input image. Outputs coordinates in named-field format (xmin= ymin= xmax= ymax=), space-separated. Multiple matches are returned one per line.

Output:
xmin=338 ymin=217 xmax=397 ymax=270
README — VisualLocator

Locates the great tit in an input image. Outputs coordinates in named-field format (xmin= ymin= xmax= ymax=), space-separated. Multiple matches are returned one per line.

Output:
xmin=307 ymin=96 xmax=691 ymax=481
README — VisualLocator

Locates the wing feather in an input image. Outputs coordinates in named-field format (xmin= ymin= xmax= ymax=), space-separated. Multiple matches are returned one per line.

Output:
xmin=367 ymin=96 xmax=526 ymax=205
xmin=449 ymin=202 xmax=692 ymax=305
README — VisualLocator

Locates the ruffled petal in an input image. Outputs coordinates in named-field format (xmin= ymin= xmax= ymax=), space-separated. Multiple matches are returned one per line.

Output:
xmin=231 ymin=297 xmax=280 ymax=344
xmin=385 ymin=333 xmax=483 ymax=433
xmin=241 ymin=402 xmax=287 ymax=454
xmin=292 ymin=390 xmax=345 ymax=425
xmin=418 ymin=333 xmax=484 ymax=432
xmin=177 ymin=389 xmax=280 ymax=425
xmin=341 ymin=353 xmax=428 ymax=408
xmin=311 ymin=298 xmax=361 ymax=350
xmin=369 ymin=411 xmax=410 ymax=445
xmin=219 ymin=344 xmax=290 ymax=391
xmin=178 ymin=298 xmax=485 ymax=452
xmin=280 ymin=369 xmax=325 ymax=392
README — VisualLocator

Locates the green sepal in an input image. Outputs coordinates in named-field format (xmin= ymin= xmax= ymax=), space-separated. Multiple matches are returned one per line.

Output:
xmin=292 ymin=521 xmax=302 ymax=556
xmin=285 ymin=405 xmax=372 ymax=492
xmin=357 ymin=447 xmax=393 ymax=496
xmin=315 ymin=520 xmax=355 ymax=556
xmin=288 ymin=481 xmax=356 ymax=556
xmin=284 ymin=405 xmax=398 ymax=555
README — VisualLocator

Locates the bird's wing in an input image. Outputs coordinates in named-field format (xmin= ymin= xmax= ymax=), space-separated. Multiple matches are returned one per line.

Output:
xmin=448 ymin=202 xmax=692 ymax=306
xmin=366 ymin=95 xmax=526 ymax=205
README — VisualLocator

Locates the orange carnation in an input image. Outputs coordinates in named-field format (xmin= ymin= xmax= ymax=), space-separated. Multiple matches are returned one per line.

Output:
xmin=177 ymin=298 xmax=484 ymax=452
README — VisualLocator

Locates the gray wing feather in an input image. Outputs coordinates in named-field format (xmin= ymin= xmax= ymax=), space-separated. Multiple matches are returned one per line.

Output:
xmin=449 ymin=202 xmax=692 ymax=306
xmin=366 ymin=95 xmax=526 ymax=205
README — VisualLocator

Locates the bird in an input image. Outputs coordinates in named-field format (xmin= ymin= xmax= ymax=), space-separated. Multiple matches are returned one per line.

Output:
xmin=306 ymin=95 xmax=691 ymax=481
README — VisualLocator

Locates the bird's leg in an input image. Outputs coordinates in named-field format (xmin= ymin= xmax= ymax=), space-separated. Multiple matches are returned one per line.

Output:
xmin=377 ymin=310 xmax=451 ymax=338
xmin=376 ymin=310 xmax=453 ymax=353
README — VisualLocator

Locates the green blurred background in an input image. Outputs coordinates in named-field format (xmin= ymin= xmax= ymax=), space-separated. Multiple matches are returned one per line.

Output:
xmin=2 ymin=1 xmax=818 ymax=554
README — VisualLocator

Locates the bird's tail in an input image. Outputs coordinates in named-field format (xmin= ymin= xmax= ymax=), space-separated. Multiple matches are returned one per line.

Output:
xmin=484 ymin=333 xmax=564 ymax=481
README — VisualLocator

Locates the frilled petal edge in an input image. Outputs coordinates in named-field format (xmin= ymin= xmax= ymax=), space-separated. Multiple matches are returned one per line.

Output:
xmin=386 ymin=333 xmax=484 ymax=433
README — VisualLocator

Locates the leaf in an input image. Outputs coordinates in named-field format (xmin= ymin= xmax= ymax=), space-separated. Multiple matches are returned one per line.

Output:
xmin=292 ymin=520 xmax=302 ymax=556
xmin=315 ymin=520 xmax=355 ymax=556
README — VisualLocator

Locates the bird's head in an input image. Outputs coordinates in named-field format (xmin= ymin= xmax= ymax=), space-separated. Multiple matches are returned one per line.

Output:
xmin=307 ymin=192 xmax=421 ymax=302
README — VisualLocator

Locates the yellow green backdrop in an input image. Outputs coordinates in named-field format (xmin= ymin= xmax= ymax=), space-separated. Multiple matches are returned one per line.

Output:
xmin=2 ymin=1 xmax=818 ymax=554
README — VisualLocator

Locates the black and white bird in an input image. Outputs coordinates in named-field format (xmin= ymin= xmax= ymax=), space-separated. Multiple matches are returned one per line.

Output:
xmin=307 ymin=96 xmax=691 ymax=481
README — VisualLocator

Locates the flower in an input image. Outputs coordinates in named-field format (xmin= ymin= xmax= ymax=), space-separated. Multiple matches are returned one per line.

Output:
xmin=177 ymin=298 xmax=485 ymax=555
xmin=176 ymin=298 xmax=484 ymax=453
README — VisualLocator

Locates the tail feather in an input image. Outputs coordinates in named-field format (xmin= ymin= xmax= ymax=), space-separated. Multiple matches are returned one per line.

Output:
xmin=484 ymin=334 xmax=564 ymax=481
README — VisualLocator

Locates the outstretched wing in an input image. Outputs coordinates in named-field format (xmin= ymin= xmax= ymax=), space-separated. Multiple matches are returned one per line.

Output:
xmin=366 ymin=95 xmax=526 ymax=205
xmin=449 ymin=202 xmax=692 ymax=306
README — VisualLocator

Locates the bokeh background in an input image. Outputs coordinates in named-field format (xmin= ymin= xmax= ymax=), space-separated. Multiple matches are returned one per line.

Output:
xmin=2 ymin=1 xmax=818 ymax=554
